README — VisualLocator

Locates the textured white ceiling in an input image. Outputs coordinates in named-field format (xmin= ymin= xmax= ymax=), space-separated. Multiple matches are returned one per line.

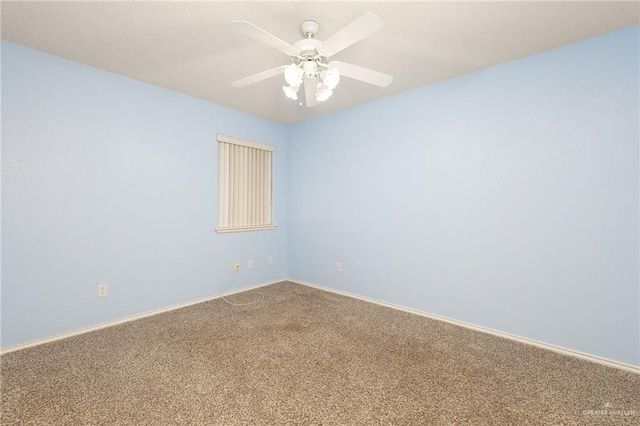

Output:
xmin=2 ymin=1 xmax=638 ymax=124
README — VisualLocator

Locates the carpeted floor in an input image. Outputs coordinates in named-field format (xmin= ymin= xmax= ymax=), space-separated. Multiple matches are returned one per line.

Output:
xmin=1 ymin=281 xmax=638 ymax=425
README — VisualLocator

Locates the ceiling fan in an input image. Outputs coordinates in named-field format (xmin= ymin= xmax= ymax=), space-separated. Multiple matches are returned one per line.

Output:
xmin=230 ymin=12 xmax=393 ymax=107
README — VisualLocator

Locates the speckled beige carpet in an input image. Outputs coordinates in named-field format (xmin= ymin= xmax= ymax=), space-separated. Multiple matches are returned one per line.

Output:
xmin=1 ymin=281 xmax=638 ymax=425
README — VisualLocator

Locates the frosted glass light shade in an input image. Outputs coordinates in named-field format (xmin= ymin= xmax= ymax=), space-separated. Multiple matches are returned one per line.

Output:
xmin=323 ymin=68 xmax=340 ymax=90
xmin=316 ymin=85 xmax=333 ymax=102
xmin=282 ymin=85 xmax=299 ymax=100
xmin=284 ymin=64 xmax=303 ymax=87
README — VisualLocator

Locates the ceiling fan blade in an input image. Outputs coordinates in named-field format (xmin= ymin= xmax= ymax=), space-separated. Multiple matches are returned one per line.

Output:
xmin=304 ymin=78 xmax=319 ymax=107
xmin=231 ymin=65 xmax=287 ymax=88
xmin=319 ymin=12 xmax=384 ymax=57
xmin=231 ymin=20 xmax=300 ymax=57
xmin=330 ymin=61 xmax=393 ymax=87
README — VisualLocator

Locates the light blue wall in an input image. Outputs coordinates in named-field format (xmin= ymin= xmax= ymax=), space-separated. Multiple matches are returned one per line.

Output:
xmin=3 ymin=25 xmax=639 ymax=367
xmin=1 ymin=41 xmax=288 ymax=348
xmin=288 ymin=25 xmax=639 ymax=366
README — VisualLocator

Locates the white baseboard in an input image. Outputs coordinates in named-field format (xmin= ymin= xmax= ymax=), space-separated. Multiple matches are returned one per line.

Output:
xmin=288 ymin=278 xmax=640 ymax=375
xmin=5 ymin=277 xmax=638 ymax=374
xmin=0 ymin=279 xmax=286 ymax=355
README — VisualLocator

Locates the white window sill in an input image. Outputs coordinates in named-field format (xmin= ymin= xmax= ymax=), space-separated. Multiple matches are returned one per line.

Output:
xmin=216 ymin=225 xmax=277 ymax=234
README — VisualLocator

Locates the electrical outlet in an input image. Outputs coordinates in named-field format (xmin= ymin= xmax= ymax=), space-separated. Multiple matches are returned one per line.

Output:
xmin=248 ymin=259 xmax=254 ymax=269
xmin=97 ymin=283 xmax=108 ymax=298
xmin=336 ymin=262 xmax=342 ymax=272
xmin=234 ymin=261 xmax=240 ymax=271
xmin=268 ymin=256 xmax=273 ymax=265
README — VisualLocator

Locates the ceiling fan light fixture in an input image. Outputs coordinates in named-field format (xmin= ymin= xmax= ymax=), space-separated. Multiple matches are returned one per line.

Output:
xmin=232 ymin=13 xmax=392 ymax=108
xmin=282 ymin=84 xmax=299 ymax=100
xmin=322 ymin=67 xmax=340 ymax=90
xmin=302 ymin=59 xmax=318 ymax=78
xmin=284 ymin=64 xmax=303 ymax=87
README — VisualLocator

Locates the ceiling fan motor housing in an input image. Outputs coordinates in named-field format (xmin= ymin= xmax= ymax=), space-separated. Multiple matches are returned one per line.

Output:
xmin=293 ymin=38 xmax=322 ymax=57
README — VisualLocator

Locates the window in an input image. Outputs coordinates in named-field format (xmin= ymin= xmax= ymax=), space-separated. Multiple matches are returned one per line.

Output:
xmin=216 ymin=134 xmax=276 ymax=233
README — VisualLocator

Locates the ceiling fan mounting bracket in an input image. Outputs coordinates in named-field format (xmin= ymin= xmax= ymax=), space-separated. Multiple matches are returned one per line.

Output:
xmin=300 ymin=20 xmax=320 ymax=38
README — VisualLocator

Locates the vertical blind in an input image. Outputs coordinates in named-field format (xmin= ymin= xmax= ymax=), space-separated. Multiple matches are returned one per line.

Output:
xmin=217 ymin=134 xmax=275 ymax=233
